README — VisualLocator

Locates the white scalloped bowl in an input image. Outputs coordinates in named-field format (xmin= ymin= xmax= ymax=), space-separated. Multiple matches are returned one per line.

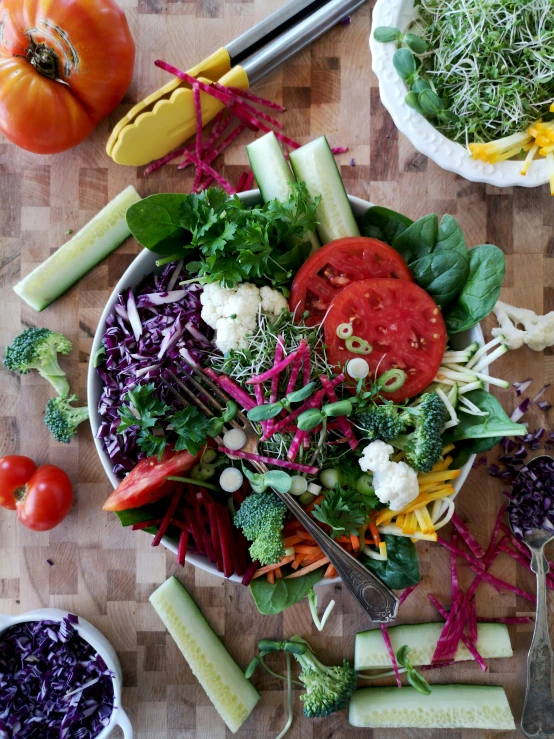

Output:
xmin=88 ymin=191 xmax=482 ymax=583
xmin=370 ymin=0 xmax=550 ymax=188
xmin=0 ymin=609 xmax=132 ymax=738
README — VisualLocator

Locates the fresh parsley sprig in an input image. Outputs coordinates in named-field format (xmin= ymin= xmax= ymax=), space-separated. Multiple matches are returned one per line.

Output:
xmin=312 ymin=484 xmax=379 ymax=539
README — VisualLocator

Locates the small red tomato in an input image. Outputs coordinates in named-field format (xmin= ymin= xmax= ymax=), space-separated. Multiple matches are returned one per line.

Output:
xmin=15 ymin=465 xmax=73 ymax=532
xmin=0 ymin=455 xmax=36 ymax=510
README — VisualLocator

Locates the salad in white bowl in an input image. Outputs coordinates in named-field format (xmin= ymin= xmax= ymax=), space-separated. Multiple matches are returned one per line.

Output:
xmin=88 ymin=132 xmax=525 ymax=620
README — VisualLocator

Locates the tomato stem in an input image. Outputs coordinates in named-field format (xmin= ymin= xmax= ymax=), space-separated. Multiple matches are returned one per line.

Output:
xmin=12 ymin=484 xmax=27 ymax=504
xmin=25 ymin=38 xmax=59 ymax=80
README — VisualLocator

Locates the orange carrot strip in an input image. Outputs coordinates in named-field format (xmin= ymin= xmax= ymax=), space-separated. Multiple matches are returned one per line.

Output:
xmin=294 ymin=545 xmax=320 ymax=554
xmin=324 ymin=563 xmax=337 ymax=578
xmin=275 ymin=567 xmax=282 ymax=579
xmin=292 ymin=553 xmax=304 ymax=570
xmin=252 ymin=554 xmax=295 ymax=579
xmin=337 ymin=535 xmax=351 ymax=544
xmin=297 ymin=531 xmax=317 ymax=542
xmin=267 ymin=570 xmax=275 ymax=584
xmin=350 ymin=534 xmax=360 ymax=550
xmin=283 ymin=534 xmax=303 ymax=547
xmin=369 ymin=520 xmax=381 ymax=547
xmin=285 ymin=556 xmax=329 ymax=578
xmin=301 ymin=551 xmax=325 ymax=566
xmin=306 ymin=495 xmax=324 ymax=513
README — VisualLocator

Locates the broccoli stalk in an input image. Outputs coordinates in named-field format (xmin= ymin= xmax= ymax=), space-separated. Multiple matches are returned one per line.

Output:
xmin=233 ymin=491 xmax=287 ymax=566
xmin=45 ymin=394 xmax=89 ymax=444
xmin=393 ymin=392 xmax=448 ymax=472
xmin=4 ymin=327 xmax=72 ymax=396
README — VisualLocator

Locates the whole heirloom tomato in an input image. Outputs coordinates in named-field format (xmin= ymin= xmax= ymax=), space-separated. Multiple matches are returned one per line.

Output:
xmin=0 ymin=0 xmax=135 ymax=154
xmin=15 ymin=464 xmax=73 ymax=531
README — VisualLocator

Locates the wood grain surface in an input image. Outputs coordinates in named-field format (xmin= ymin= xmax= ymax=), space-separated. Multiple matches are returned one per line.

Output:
xmin=1 ymin=0 xmax=553 ymax=737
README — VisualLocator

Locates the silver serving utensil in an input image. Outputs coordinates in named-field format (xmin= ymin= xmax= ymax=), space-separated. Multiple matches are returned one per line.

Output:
xmin=161 ymin=361 xmax=399 ymax=624
xmin=510 ymin=455 xmax=554 ymax=739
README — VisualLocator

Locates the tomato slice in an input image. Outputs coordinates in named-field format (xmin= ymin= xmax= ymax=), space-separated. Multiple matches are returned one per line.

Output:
xmin=324 ymin=278 xmax=447 ymax=402
xmin=290 ymin=237 xmax=413 ymax=326
xmin=103 ymin=448 xmax=199 ymax=512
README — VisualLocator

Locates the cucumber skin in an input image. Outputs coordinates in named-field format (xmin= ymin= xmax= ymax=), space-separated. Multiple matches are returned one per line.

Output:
xmin=14 ymin=185 xmax=141 ymax=312
xmin=349 ymin=685 xmax=515 ymax=730
xmin=150 ymin=576 xmax=259 ymax=733
xmin=355 ymin=621 xmax=512 ymax=670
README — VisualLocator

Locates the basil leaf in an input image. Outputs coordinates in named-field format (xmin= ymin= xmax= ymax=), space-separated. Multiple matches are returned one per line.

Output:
xmin=363 ymin=535 xmax=420 ymax=590
xmin=359 ymin=206 xmax=413 ymax=245
xmin=374 ymin=26 xmax=402 ymax=43
xmin=250 ymin=568 xmax=324 ymax=615
xmin=392 ymin=213 xmax=438 ymax=263
xmin=286 ymin=382 xmax=316 ymax=404
xmin=393 ymin=48 xmax=417 ymax=82
xmin=444 ymin=244 xmax=505 ymax=333
xmin=248 ymin=403 xmax=283 ymax=421
xmin=264 ymin=470 xmax=292 ymax=494
xmin=126 ymin=194 xmax=189 ymax=254
xmin=443 ymin=390 xmax=527 ymax=443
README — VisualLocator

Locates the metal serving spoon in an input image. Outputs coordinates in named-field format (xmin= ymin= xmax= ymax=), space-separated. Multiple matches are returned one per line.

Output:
xmin=510 ymin=455 xmax=554 ymax=739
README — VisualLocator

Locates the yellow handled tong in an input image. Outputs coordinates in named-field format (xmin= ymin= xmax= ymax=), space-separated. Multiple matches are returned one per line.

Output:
xmin=107 ymin=0 xmax=366 ymax=167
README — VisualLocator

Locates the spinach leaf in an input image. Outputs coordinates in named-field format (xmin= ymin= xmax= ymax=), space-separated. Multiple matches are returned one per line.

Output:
xmin=391 ymin=213 xmax=438 ymax=263
xmin=359 ymin=206 xmax=414 ymax=245
xmin=250 ymin=567 xmax=324 ymax=615
xmin=443 ymin=390 xmax=526 ymax=443
xmin=409 ymin=249 xmax=469 ymax=308
xmin=451 ymin=436 xmax=502 ymax=469
xmin=126 ymin=194 xmax=189 ymax=254
xmin=363 ymin=534 xmax=420 ymax=590
xmin=444 ymin=244 xmax=505 ymax=333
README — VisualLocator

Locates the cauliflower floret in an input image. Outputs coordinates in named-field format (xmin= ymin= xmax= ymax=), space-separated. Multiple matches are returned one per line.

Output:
xmin=200 ymin=282 xmax=288 ymax=353
xmin=492 ymin=301 xmax=554 ymax=352
xmin=359 ymin=440 xmax=394 ymax=473
xmin=372 ymin=462 xmax=419 ymax=511
xmin=359 ymin=440 xmax=419 ymax=511
xmin=260 ymin=285 xmax=289 ymax=316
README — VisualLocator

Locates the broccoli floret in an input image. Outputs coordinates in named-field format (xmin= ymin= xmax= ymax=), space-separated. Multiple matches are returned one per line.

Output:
xmin=4 ymin=327 xmax=72 ymax=396
xmin=291 ymin=636 xmax=357 ymax=717
xmin=234 ymin=491 xmax=287 ymax=566
xmin=45 ymin=394 xmax=89 ymax=444
xmin=354 ymin=402 xmax=408 ymax=442
xmin=394 ymin=392 xmax=447 ymax=472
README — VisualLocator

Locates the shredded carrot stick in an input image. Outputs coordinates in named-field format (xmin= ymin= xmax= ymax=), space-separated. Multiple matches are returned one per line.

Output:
xmin=283 ymin=534 xmax=303 ymax=547
xmin=325 ymin=563 xmax=337 ymax=578
xmin=252 ymin=554 xmax=295 ymax=578
xmin=301 ymin=549 xmax=325 ymax=565
xmin=285 ymin=556 xmax=329 ymax=578
xmin=297 ymin=531 xmax=317 ymax=542
xmin=306 ymin=495 xmax=325 ymax=513
xmin=274 ymin=567 xmax=282 ymax=579
xmin=292 ymin=553 xmax=304 ymax=570
xmin=350 ymin=533 xmax=360 ymax=550
xmin=294 ymin=544 xmax=320 ymax=554
xmin=267 ymin=570 xmax=275 ymax=584
xmin=369 ymin=520 xmax=381 ymax=547
xmin=337 ymin=535 xmax=351 ymax=544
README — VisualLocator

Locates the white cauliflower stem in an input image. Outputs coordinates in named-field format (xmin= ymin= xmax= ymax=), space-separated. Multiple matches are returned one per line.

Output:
xmin=359 ymin=440 xmax=419 ymax=511
xmin=491 ymin=301 xmax=554 ymax=352
xmin=200 ymin=282 xmax=288 ymax=353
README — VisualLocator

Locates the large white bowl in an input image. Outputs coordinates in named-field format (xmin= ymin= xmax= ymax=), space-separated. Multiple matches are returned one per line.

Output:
xmin=370 ymin=0 xmax=550 ymax=189
xmin=0 ymin=608 xmax=132 ymax=738
xmin=88 ymin=191 xmax=481 ymax=583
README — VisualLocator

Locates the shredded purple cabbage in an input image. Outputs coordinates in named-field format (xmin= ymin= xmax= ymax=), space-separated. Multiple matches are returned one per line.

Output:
xmin=508 ymin=458 xmax=554 ymax=539
xmin=95 ymin=261 xmax=213 ymax=478
xmin=0 ymin=615 xmax=114 ymax=738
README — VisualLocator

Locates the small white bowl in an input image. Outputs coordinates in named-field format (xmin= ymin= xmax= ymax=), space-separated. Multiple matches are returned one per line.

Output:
xmin=370 ymin=0 xmax=550 ymax=189
xmin=88 ymin=191 xmax=481 ymax=583
xmin=0 ymin=609 xmax=132 ymax=738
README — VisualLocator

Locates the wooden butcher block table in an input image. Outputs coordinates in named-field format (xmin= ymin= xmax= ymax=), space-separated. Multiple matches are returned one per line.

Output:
xmin=0 ymin=0 xmax=553 ymax=737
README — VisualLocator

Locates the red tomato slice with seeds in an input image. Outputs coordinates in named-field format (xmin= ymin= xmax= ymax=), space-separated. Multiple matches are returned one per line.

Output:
xmin=324 ymin=278 xmax=447 ymax=402
xmin=290 ymin=237 xmax=413 ymax=326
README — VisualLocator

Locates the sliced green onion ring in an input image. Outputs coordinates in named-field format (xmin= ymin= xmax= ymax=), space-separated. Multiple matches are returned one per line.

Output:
xmin=346 ymin=335 xmax=372 ymax=355
xmin=337 ymin=322 xmax=354 ymax=339
xmin=378 ymin=368 xmax=407 ymax=392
